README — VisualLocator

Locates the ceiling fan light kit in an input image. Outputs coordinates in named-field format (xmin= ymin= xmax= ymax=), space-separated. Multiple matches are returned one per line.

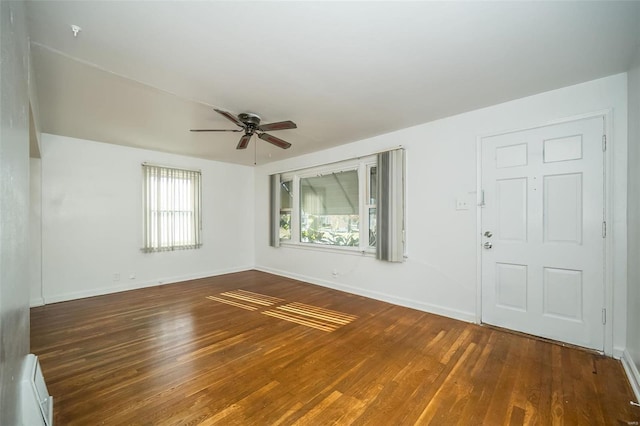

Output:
xmin=191 ymin=109 xmax=296 ymax=150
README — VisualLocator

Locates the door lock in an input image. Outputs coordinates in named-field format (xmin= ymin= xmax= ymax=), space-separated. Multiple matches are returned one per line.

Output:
xmin=483 ymin=242 xmax=493 ymax=249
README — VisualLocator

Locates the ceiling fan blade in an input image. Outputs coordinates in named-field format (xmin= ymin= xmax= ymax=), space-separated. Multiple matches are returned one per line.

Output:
xmin=258 ymin=132 xmax=292 ymax=149
xmin=236 ymin=134 xmax=252 ymax=150
xmin=214 ymin=108 xmax=244 ymax=127
xmin=190 ymin=129 xmax=243 ymax=132
xmin=258 ymin=120 xmax=297 ymax=132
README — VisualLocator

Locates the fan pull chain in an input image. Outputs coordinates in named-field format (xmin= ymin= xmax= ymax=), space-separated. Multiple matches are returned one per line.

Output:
xmin=254 ymin=134 xmax=257 ymax=166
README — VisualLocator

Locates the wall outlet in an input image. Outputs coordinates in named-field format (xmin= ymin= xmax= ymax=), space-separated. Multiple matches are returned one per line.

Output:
xmin=456 ymin=197 xmax=470 ymax=210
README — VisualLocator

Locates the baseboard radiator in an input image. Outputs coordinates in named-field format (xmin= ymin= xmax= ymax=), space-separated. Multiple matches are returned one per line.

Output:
xmin=20 ymin=354 xmax=53 ymax=425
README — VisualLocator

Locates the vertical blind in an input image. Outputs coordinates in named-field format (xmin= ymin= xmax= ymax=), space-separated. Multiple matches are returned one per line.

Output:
xmin=142 ymin=164 xmax=202 ymax=252
xmin=269 ymin=173 xmax=280 ymax=248
xmin=300 ymin=170 xmax=359 ymax=215
xmin=376 ymin=149 xmax=405 ymax=262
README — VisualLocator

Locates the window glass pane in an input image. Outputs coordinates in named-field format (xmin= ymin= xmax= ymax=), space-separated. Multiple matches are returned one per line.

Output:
xmin=369 ymin=166 xmax=377 ymax=204
xmin=280 ymin=180 xmax=292 ymax=210
xmin=280 ymin=212 xmax=291 ymax=240
xmin=300 ymin=170 xmax=359 ymax=246
xmin=369 ymin=207 xmax=377 ymax=247
xmin=279 ymin=180 xmax=293 ymax=241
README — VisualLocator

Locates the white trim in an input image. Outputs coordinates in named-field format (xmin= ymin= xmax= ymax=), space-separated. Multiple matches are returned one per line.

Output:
xmin=621 ymin=349 xmax=640 ymax=403
xmin=602 ymin=109 xmax=615 ymax=357
xmin=292 ymin=158 xmax=364 ymax=180
xmin=29 ymin=297 xmax=44 ymax=308
xmin=42 ymin=266 xmax=251 ymax=304
xmin=476 ymin=110 xmax=613 ymax=354
xmin=273 ymin=146 xmax=402 ymax=176
xmin=475 ymin=136 xmax=483 ymax=324
xmin=278 ymin=241 xmax=376 ymax=257
xmin=475 ymin=109 xmax=613 ymax=140
xmin=39 ymin=156 xmax=44 ymax=308
xmin=255 ymin=265 xmax=476 ymax=323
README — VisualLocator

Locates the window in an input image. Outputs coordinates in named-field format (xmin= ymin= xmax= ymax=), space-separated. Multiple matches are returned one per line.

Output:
xmin=269 ymin=149 xmax=405 ymax=261
xmin=142 ymin=164 xmax=202 ymax=252
xmin=274 ymin=156 xmax=377 ymax=252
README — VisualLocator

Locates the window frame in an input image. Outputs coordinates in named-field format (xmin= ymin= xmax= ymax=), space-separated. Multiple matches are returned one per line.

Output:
xmin=279 ymin=156 xmax=377 ymax=253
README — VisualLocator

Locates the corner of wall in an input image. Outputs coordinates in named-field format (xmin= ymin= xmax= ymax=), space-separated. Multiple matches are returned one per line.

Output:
xmin=622 ymin=349 xmax=640 ymax=403
xmin=626 ymin=43 xmax=640 ymax=387
xmin=0 ymin=0 xmax=33 ymax=423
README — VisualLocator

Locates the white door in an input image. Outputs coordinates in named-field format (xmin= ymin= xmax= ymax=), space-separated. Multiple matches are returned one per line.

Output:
xmin=481 ymin=116 xmax=605 ymax=351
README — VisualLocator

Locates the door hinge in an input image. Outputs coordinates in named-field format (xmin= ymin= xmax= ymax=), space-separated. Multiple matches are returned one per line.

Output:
xmin=602 ymin=308 xmax=606 ymax=325
xmin=479 ymin=189 xmax=485 ymax=207
xmin=602 ymin=135 xmax=607 ymax=152
xmin=602 ymin=221 xmax=607 ymax=238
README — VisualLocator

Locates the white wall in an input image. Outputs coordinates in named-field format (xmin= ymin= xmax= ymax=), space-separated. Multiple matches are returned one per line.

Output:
xmin=626 ymin=47 xmax=640 ymax=398
xmin=29 ymin=158 xmax=43 ymax=306
xmin=34 ymin=74 xmax=630 ymax=361
xmin=255 ymin=74 xmax=628 ymax=354
xmin=0 ymin=1 xmax=31 ymax=423
xmin=40 ymin=134 xmax=255 ymax=303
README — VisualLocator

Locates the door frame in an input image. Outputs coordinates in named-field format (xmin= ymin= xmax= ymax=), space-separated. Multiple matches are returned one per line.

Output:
xmin=475 ymin=109 xmax=614 ymax=355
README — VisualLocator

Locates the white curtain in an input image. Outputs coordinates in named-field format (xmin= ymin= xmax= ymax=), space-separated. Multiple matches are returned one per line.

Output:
xmin=142 ymin=164 xmax=202 ymax=252
xmin=376 ymin=149 xmax=405 ymax=262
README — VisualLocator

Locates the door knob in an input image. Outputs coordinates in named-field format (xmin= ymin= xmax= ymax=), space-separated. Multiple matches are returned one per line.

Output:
xmin=483 ymin=242 xmax=493 ymax=249
xmin=484 ymin=231 xmax=493 ymax=238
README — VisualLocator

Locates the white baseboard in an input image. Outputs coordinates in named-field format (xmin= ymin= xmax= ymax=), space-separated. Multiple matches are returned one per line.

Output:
xmin=255 ymin=265 xmax=476 ymax=323
xmin=613 ymin=346 xmax=626 ymax=360
xmin=43 ymin=266 xmax=252 ymax=304
xmin=621 ymin=349 xmax=640 ymax=403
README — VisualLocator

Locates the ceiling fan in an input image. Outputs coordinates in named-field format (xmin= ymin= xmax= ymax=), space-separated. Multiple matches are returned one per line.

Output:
xmin=190 ymin=109 xmax=296 ymax=150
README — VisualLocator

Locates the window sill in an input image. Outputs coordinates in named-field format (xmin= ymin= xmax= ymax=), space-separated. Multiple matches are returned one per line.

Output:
xmin=277 ymin=242 xmax=376 ymax=257
xmin=141 ymin=244 xmax=202 ymax=253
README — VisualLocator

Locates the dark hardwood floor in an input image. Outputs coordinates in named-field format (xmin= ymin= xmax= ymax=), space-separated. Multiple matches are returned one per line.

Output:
xmin=30 ymin=270 xmax=639 ymax=425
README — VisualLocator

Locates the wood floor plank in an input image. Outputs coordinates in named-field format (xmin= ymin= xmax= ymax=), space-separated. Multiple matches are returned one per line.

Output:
xmin=30 ymin=270 xmax=640 ymax=425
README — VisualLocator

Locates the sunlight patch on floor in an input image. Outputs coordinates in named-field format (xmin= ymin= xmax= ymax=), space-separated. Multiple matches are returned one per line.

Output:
xmin=207 ymin=290 xmax=357 ymax=332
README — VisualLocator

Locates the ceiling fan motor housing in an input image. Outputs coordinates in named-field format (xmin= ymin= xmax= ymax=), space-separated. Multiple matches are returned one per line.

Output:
xmin=238 ymin=113 xmax=261 ymax=128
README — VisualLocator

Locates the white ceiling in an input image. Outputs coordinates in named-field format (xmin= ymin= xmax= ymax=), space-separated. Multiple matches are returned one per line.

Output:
xmin=26 ymin=1 xmax=640 ymax=166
